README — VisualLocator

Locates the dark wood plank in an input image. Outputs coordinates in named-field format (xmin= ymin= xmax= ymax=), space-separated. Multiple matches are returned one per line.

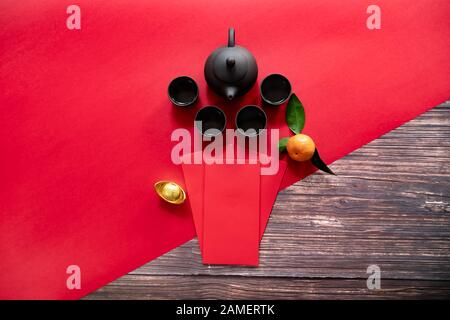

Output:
xmin=86 ymin=275 xmax=450 ymax=300
xmin=86 ymin=101 xmax=450 ymax=299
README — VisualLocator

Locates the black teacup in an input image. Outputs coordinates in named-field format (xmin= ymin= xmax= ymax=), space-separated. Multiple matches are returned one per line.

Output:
xmin=168 ymin=76 xmax=199 ymax=106
xmin=195 ymin=105 xmax=226 ymax=137
xmin=235 ymin=105 xmax=267 ymax=137
xmin=260 ymin=73 xmax=292 ymax=106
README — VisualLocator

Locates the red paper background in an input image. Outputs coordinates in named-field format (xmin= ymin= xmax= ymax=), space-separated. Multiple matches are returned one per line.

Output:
xmin=1 ymin=0 xmax=449 ymax=299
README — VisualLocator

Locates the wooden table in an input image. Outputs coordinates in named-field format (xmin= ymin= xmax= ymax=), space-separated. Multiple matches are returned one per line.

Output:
xmin=86 ymin=101 xmax=450 ymax=299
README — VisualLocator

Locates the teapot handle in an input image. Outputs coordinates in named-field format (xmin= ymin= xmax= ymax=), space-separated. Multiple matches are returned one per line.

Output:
xmin=228 ymin=28 xmax=235 ymax=47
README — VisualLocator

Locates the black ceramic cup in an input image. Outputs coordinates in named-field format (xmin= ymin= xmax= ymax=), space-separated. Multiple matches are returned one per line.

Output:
xmin=168 ymin=76 xmax=199 ymax=106
xmin=235 ymin=105 xmax=267 ymax=137
xmin=195 ymin=105 xmax=226 ymax=137
xmin=260 ymin=73 xmax=292 ymax=106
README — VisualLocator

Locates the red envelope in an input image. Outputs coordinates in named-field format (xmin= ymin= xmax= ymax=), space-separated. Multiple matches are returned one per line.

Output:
xmin=181 ymin=156 xmax=205 ymax=251
xmin=1 ymin=0 xmax=449 ymax=298
xmin=259 ymin=161 xmax=287 ymax=236
xmin=202 ymin=163 xmax=260 ymax=266
xmin=182 ymin=159 xmax=287 ymax=251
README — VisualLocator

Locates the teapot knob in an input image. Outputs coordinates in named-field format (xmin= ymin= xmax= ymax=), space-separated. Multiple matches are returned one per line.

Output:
xmin=228 ymin=28 xmax=235 ymax=47
xmin=226 ymin=57 xmax=235 ymax=68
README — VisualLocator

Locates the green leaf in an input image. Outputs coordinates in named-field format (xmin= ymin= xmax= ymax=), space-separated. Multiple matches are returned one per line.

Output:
xmin=286 ymin=93 xmax=305 ymax=134
xmin=311 ymin=148 xmax=335 ymax=175
xmin=278 ymin=137 xmax=289 ymax=153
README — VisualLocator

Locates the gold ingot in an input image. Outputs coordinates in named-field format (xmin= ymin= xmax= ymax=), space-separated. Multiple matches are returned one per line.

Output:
xmin=154 ymin=181 xmax=186 ymax=204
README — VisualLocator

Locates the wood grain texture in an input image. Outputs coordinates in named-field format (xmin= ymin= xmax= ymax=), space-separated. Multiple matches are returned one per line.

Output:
xmin=86 ymin=101 xmax=450 ymax=300
xmin=86 ymin=275 xmax=450 ymax=300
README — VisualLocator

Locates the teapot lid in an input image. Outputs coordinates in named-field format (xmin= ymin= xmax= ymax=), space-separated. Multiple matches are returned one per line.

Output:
xmin=212 ymin=28 xmax=249 ymax=84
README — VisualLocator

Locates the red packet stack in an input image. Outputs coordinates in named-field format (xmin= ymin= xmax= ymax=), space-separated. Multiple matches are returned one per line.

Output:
xmin=182 ymin=157 xmax=287 ymax=266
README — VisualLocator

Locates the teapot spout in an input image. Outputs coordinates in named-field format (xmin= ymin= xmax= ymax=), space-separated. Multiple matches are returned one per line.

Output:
xmin=225 ymin=87 xmax=238 ymax=100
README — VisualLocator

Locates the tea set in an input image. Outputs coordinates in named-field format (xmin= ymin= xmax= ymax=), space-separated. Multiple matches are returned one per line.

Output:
xmin=168 ymin=28 xmax=292 ymax=138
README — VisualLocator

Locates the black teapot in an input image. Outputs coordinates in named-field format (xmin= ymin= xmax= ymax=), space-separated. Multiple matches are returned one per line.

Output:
xmin=204 ymin=28 xmax=258 ymax=100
